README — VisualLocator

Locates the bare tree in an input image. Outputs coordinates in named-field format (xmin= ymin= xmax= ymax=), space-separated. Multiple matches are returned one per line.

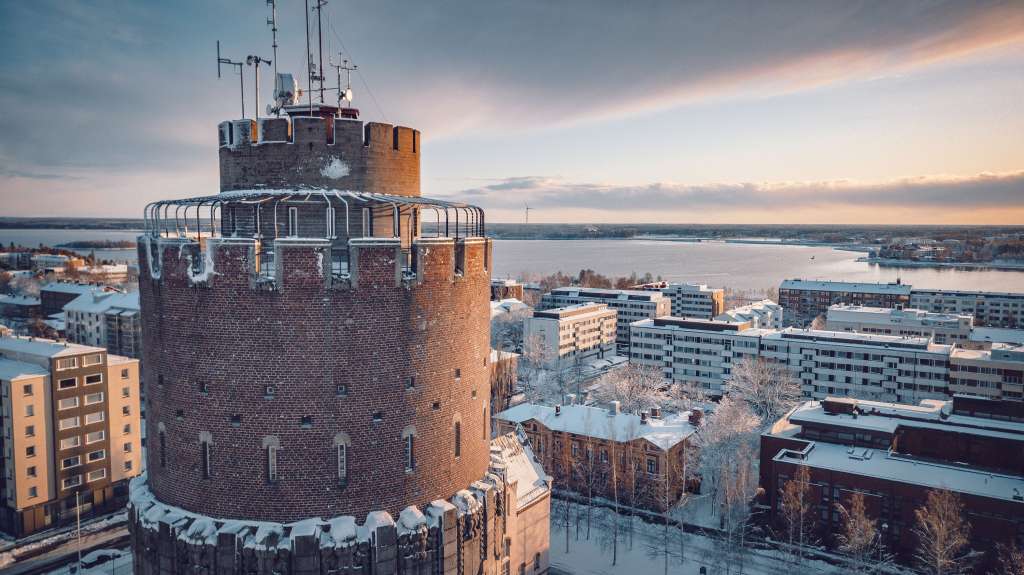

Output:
xmin=781 ymin=464 xmax=816 ymax=565
xmin=835 ymin=491 xmax=892 ymax=572
xmin=590 ymin=364 xmax=668 ymax=414
xmin=913 ymin=489 xmax=972 ymax=575
xmin=727 ymin=356 xmax=801 ymax=427
xmin=996 ymin=542 xmax=1024 ymax=575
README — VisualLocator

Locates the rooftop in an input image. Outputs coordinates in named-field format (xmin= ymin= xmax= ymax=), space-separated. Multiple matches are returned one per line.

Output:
xmin=489 ymin=432 xmax=550 ymax=510
xmin=496 ymin=403 xmax=695 ymax=450
xmin=910 ymin=288 xmax=1024 ymax=299
xmin=41 ymin=282 xmax=104 ymax=295
xmin=548 ymin=286 xmax=667 ymax=302
xmin=637 ymin=316 xmax=751 ymax=332
xmin=532 ymin=302 xmax=613 ymax=320
xmin=826 ymin=304 xmax=971 ymax=326
xmin=65 ymin=291 xmax=140 ymax=314
xmin=0 ymin=294 xmax=41 ymax=306
xmin=771 ymin=328 xmax=951 ymax=352
xmin=969 ymin=327 xmax=1024 ymax=346
xmin=0 ymin=357 xmax=49 ymax=381
xmin=781 ymin=279 xmax=912 ymax=295
xmin=0 ymin=335 xmax=106 ymax=359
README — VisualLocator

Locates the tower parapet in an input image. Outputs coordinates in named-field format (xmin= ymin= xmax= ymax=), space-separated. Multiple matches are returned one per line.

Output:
xmin=219 ymin=116 xmax=420 ymax=195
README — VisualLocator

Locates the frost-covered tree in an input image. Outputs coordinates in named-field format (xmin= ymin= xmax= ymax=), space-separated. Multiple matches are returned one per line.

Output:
xmin=781 ymin=464 xmax=816 ymax=565
xmin=590 ymin=363 xmax=668 ymax=414
xmin=727 ymin=356 xmax=801 ymax=427
xmin=693 ymin=397 xmax=760 ymax=516
xmin=835 ymin=491 xmax=892 ymax=573
xmin=810 ymin=313 xmax=828 ymax=330
xmin=913 ymin=489 xmax=972 ymax=575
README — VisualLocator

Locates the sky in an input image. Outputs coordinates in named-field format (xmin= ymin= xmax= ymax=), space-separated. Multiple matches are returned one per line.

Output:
xmin=1 ymin=1 xmax=1023 ymax=224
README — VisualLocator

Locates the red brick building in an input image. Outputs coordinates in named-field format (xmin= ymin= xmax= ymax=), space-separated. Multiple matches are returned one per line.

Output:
xmin=760 ymin=395 xmax=1024 ymax=570
xmin=128 ymin=103 xmax=550 ymax=574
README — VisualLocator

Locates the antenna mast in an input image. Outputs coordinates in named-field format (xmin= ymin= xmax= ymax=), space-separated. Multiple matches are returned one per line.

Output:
xmin=314 ymin=0 xmax=328 ymax=103
xmin=266 ymin=0 xmax=278 ymax=78
xmin=303 ymin=0 xmax=313 ymax=114
xmin=330 ymin=53 xmax=357 ymax=108
xmin=217 ymin=41 xmax=245 ymax=118
xmin=246 ymin=55 xmax=272 ymax=119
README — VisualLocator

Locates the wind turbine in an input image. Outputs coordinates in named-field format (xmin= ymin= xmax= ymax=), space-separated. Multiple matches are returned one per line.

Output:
xmin=524 ymin=202 xmax=533 ymax=225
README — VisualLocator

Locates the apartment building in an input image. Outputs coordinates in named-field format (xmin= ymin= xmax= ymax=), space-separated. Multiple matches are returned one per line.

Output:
xmin=637 ymin=282 xmax=724 ymax=319
xmin=39 ymin=283 xmax=114 ymax=317
xmin=910 ymin=289 xmax=1024 ymax=329
xmin=539 ymin=287 xmax=670 ymax=349
xmin=0 ymin=295 xmax=41 ymax=320
xmin=495 ymin=402 xmax=696 ymax=512
xmin=760 ymin=396 xmax=1024 ymax=566
xmin=825 ymin=304 xmax=973 ymax=344
xmin=523 ymin=303 xmax=616 ymax=369
xmin=630 ymin=317 xmax=762 ymax=396
xmin=949 ymin=344 xmax=1024 ymax=401
xmin=778 ymin=279 xmax=912 ymax=327
xmin=0 ymin=335 xmax=141 ymax=537
xmin=715 ymin=299 xmax=783 ymax=329
xmin=65 ymin=291 xmax=141 ymax=359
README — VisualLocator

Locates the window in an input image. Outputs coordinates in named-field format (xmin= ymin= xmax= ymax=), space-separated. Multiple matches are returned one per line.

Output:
xmin=122 ymin=386 xmax=130 ymax=397
xmin=287 ymin=207 xmax=299 ymax=237
xmin=26 ymin=446 xmax=36 ymax=457
xmin=59 ymin=416 xmax=80 ymax=430
xmin=83 ymin=353 xmax=102 ymax=366
xmin=85 ymin=374 xmax=102 ymax=385
xmin=300 ymin=416 xmax=312 ymax=429
xmin=405 ymin=434 xmax=415 ymax=471
xmin=201 ymin=439 xmax=212 ymax=479
xmin=22 ymin=384 xmax=32 ymax=396
xmin=454 ymin=368 xmax=461 ymax=380
xmin=534 ymin=553 xmax=541 ymax=570
xmin=85 ymin=411 xmax=105 ymax=425
xmin=84 ymin=392 xmax=103 ymax=405
xmin=263 ymin=436 xmax=280 ymax=483
xmin=159 ymin=431 xmax=166 ymax=467
xmin=25 ymin=425 xmax=35 ymax=437
xmin=406 ymin=376 xmax=416 ymax=390
xmin=87 ymin=449 xmax=106 ymax=462
xmin=56 ymin=357 xmax=78 ymax=371
xmin=338 ymin=444 xmax=347 ymax=483
xmin=28 ymin=486 xmax=38 ymax=499
xmin=454 ymin=422 xmax=461 ymax=458
xmin=62 ymin=455 xmax=81 ymax=469
xmin=123 ymin=423 xmax=131 ymax=435
xmin=647 ymin=457 xmax=659 ymax=475
xmin=336 ymin=384 xmax=348 ymax=397
xmin=62 ymin=475 xmax=82 ymax=490
xmin=123 ymin=442 xmax=133 ymax=453
xmin=25 ymin=404 xmax=34 ymax=417
xmin=87 ymin=468 xmax=106 ymax=482
xmin=86 ymin=430 xmax=105 ymax=444
xmin=58 ymin=378 xmax=77 ymax=390
xmin=27 ymin=466 xmax=37 ymax=478
xmin=61 ymin=436 xmax=81 ymax=450
xmin=122 ymin=406 xmax=130 ymax=416
xmin=58 ymin=397 xmax=79 ymax=410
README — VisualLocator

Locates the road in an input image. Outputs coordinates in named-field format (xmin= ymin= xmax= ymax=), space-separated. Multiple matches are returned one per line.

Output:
xmin=2 ymin=527 xmax=130 ymax=575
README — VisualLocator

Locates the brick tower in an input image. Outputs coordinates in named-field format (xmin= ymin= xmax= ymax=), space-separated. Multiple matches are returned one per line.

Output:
xmin=127 ymin=106 xmax=550 ymax=574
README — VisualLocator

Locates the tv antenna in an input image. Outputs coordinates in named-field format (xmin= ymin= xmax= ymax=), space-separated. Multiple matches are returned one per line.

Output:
xmin=246 ymin=55 xmax=272 ymax=119
xmin=524 ymin=202 xmax=534 ymax=224
xmin=266 ymin=0 xmax=279 ymax=78
xmin=217 ymin=41 xmax=245 ymax=118
xmin=312 ymin=0 xmax=328 ymax=103
xmin=330 ymin=53 xmax=356 ymax=107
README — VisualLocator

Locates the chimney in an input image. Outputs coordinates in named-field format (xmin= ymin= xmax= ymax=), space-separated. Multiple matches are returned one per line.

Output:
xmin=688 ymin=408 xmax=703 ymax=426
xmin=554 ymin=405 xmax=562 ymax=416
xmin=640 ymin=411 xmax=648 ymax=425
xmin=609 ymin=401 xmax=620 ymax=416
xmin=650 ymin=407 xmax=661 ymax=419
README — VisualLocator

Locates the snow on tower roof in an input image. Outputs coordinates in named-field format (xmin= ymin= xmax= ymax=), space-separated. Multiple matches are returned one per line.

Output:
xmin=495 ymin=403 xmax=695 ymax=450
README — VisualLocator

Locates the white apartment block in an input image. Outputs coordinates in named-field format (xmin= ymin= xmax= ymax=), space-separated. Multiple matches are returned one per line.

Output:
xmin=539 ymin=287 xmax=670 ymax=349
xmin=949 ymin=344 xmax=1024 ymax=401
xmin=715 ymin=299 xmax=783 ymax=329
xmin=65 ymin=292 xmax=141 ymax=359
xmin=825 ymin=304 xmax=973 ymax=344
xmin=630 ymin=317 xmax=762 ymax=395
xmin=524 ymin=303 xmax=616 ymax=369
xmin=910 ymin=289 xmax=1024 ymax=329
xmin=637 ymin=282 xmax=724 ymax=319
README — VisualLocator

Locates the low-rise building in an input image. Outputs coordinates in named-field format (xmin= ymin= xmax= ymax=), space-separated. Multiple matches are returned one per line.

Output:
xmin=31 ymin=254 xmax=83 ymax=274
xmin=716 ymin=299 xmax=783 ymax=329
xmin=637 ymin=281 xmax=724 ymax=319
xmin=779 ymin=279 xmax=912 ymax=327
xmin=540 ymin=287 xmax=670 ymax=349
xmin=0 ymin=294 xmax=42 ymax=320
xmin=495 ymin=402 xmax=696 ymax=512
xmin=489 ymin=432 xmax=551 ymax=575
xmin=824 ymin=304 xmax=973 ymax=344
xmin=0 ymin=335 xmax=142 ymax=537
xmin=0 ymin=252 xmax=32 ymax=270
xmin=40 ymin=282 xmax=114 ymax=317
xmin=760 ymin=396 xmax=1024 ymax=566
xmin=77 ymin=264 xmax=131 ymax=283
xmin=949 ymin=343 xmax=1024 ymax=401
xmin=524 ymin=303 xmax=616 ymax=369
xmin=910 ymin=288 xmax=1024 ymax=329
xmin=65 ymin=291 xmax=141 ymax=359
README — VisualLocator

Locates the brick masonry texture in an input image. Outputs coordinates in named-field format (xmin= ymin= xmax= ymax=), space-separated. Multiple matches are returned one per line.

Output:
xmin=138 ymin=234 xmax=494 ymax=524
xmin=219 ymin=117 xmax=420 ymax=196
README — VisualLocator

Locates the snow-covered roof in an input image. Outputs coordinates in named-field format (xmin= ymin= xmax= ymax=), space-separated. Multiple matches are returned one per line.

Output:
xmin=0 ymin=294 xmax=41 ymax=306
xmin=65 ymin=291 xmax=139 ymax=314
xmin=769 ymin=328 xmax=952 ymax=353
xmin=0 ymin=335 xmax=106 ymax=359
xmin=826 ymin=304 xmax=970 ymax=326
xmin=549 ymin=287 xmax=667 ymax=302
xmin=969 ymin=327 xmax=1024 ymax=346
xmin=490 ymin=349 xmax=520 ymax=362
xmin=490 ymin=432 xmax=550 ymax=509
xmin=490 ymin=298 xmax=529 ymax=319
xmin=41 ymin=282 xmax=102 ymax=295
xmin=775 ymin=440 xmax=1024 ymax=503
xmin=780 ymin=279 xmax=911 ymax=295
xmin=496 ymin=403 xmax=695 ymax=450
xmin=0 ymin=358 xmax=49 ymax=381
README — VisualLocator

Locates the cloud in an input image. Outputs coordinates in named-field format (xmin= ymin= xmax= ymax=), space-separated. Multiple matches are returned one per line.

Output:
xmin=450 ymin=171 xmax=1024 ymax=214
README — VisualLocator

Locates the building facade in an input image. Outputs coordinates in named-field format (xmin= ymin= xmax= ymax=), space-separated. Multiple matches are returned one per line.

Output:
xmin=825 ymin=304 xmax=973 ymax=344
xmin=523 ymin=303 xmax=616 ymax=369
xmin=539 ymin=287 xmax=670 ymax=350
xmin=949 ymin=344 xmax=1024 ymax=401
xmin=495 ymin=402 xmax=696 ymax=512
xmin=39 ymin=283 xmax=114 ymax=317
xmin=778 ymin=279 xmax=912 ymax=327
xmin=910 ymin=289 xmax=1024 ymax=329
xmin=637 ymin=282 xmax=724 ymax=319
xmin=0 ymin=336 xmax=141 ymax=537
xmin=129 ymin=106 xmax=549 ymax=575
xmin=715 ymin=299 xmax=783 ymax=329
xmin=65 ymin=291 xmax=141 ymax=359
xmin=760 ymin=396 xmax=1024 ymax=568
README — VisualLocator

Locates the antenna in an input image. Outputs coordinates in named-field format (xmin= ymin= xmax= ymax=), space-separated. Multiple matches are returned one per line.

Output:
xmin=330 ymin=53 xmax=357 ymax=108
xmin=313 ymin=0 xmax=328 ymax=103
xmin=266 ymin=0 xmax=279 ymax=78
xmin=217 ymin=41 xmax=245 ymax=118
xmin=303 ymin=0 xmax=313 ymax=114
xmin=246 ymin=55 xmax=272 ymax=119
xmin=524 ymin=203 xmax=533 ymax=225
